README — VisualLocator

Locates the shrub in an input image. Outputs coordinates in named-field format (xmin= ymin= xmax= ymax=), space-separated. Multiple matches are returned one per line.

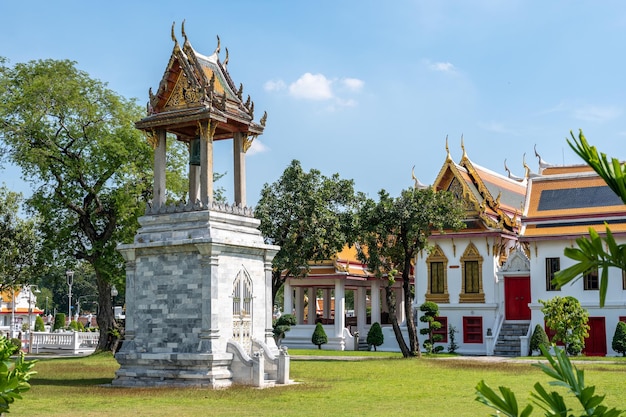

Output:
xmin=273 ymin=314 xmax=296 ymax=345
xmin=447 ymin=324 xmax=459 ymax=353
xmin=52 ymin=313 xmax=66 ymax=331
xmin=34 ymin=316 xmax=45 ymax=332
xmin=366 ymin=322 xmax=384 ymax=351
xmin=419 ymin=301 xmax=443 ymax=354
xmin=540 ymin=296 xmax=589 ymax=356
xmin=529 ymin=324 xmax=550 ymax=356
xmin=0 ymin=336 xmax=37 ymax=414
xmin=311 ymin=323 xmax=328 ymax=350
xmin=612 ymin=321 xmax=626 ymax=357
xmin=9 ymin=339 xmax=22 ymax=351
xmin=68 ymin=320 xmax=79 ymax=331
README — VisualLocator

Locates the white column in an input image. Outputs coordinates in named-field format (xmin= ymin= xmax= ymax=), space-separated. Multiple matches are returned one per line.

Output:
xmin=188 ymin=164 xmax=200 ymax=203
xmin=370 ymin=280 xmax=381 ymax=324
xmin=153 ymin=129 xmax=167 ymax=208
xmin=356 ymin=287 xmax=367 ymax=335
xmin=396 ymin=288 xmax=405 ymax=323
xmin=307 ymin=288 xmax=316 ymax=325
xmin=295 ymin=287 xmax=304 ymax=325
xmin=334 ymin=279 xmax=346 ymax=337
xmin=283 ymin=280 xmax=293 ymax=318
xmin=323 ymin=289 xmax=331 ymax=320
xmin=233 ymin=132 xmax=246 ymax=207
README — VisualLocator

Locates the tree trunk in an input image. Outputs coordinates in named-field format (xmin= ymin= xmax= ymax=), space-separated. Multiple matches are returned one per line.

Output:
xmin=403 ymin=263 xmax=421 ymax=357
xmin=272 ymin=270 xmax=283 ymax=309
xmin=384 ymin=283 xmax=412 ymax=357
xmin=94 ymin=271 xmax=118 ymax=352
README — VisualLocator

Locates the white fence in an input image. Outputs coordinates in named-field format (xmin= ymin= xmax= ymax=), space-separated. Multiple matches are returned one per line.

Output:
xmin=29 ymin=331 xmax=100 ymax=355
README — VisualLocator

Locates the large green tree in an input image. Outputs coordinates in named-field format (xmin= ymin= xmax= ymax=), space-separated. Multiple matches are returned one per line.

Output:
xmin=357 ymin=187 xmax=465 ymax=358
xmin=0 ymin=59 xmax=152 ymax=351
xmin=554 ymin=130 xmax=626 ymax=306
xmin=541 ymin=295 xmax=589 ymax=356
xmin=0 ymin=186 xmax=40 ymax=290
xmin=255 ymin=160 xmax=361 ymax=304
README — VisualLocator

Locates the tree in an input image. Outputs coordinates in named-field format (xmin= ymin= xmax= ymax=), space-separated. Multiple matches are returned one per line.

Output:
xmin=356 ymin=187 xmax=465 ymax=358
xmin=0 ymin=186 xmax=40 ymax=291
xmin=554 ymin=130 xmax=626 ymax=307
xmin=540 ymin=296 xmax=589 ymax=356
xmin=447 ymin=324 xmax=459 ymax=354
xmin=366 ymin=322 xmax=384 ymax=351
xmin=529 ymin=324 xmax=550 ymax=356
xmin=52 ymin=313 xmax=66 ymax=332
xmin=255 ymin=160 xmax=361 ymax=304
xmin=476 ymin=344 xmax=622 ymax=417
xmin=34 ymin=316 xmax=45 ymax=332
xmin=611 ymin=321 xmax=626 ymax=357
xmin=0 ymin=59 xmax=154 ymax=351
xmin=273 ymin=314 xmax=296 ymax=346
xmin=419 ymin=301 xmax=443 ymax=354
xmin=311 ymin=322 xmax=328 ymax=350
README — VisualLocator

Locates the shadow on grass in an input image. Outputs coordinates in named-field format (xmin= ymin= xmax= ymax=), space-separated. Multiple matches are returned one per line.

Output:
xmin=30 ymin=378 xmax=113 ymax=387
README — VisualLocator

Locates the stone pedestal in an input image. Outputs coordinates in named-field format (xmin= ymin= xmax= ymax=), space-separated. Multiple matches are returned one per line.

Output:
xmin=113 ymin=203 xmax=279 ymax=388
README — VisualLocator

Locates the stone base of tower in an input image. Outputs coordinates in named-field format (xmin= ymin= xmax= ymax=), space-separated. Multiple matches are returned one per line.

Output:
xmin=113 ymin=203 xmax=285 ymax=388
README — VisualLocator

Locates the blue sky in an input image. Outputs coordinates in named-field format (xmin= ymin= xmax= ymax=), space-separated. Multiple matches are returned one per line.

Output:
xmin=1 ymin=1 xmax=626 ymax=205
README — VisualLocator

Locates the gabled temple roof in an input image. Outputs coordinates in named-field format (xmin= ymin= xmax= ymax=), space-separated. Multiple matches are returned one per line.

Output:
xmin=135 ymin=21 xmax=266 ymax=142
xmin=432 ymin=140 xmax=526 ymax=235
xmin=522 ymin=168 xmax=626 ymax=239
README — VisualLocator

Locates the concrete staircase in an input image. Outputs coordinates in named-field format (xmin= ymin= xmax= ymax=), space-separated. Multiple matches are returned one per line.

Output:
xmin=358 ymin=337 xmax=369 ymax=351
xmin=493 ymin=322 xmax=529 ymax=357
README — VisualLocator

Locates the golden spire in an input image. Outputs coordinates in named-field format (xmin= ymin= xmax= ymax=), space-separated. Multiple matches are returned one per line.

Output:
xmin=461 ymin=134 xmax=467 ymax=160
xmin=181 ymin=19 xmax=188 ymax=43
xmin=445 ymin=135 xmax=452 ymax=161
xmin=171 ymin=21 xmax=178 ymax=45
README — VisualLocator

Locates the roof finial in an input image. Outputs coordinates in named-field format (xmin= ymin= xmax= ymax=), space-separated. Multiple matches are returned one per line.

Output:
xmin=181 ymin=19 xmax=188 ymax=43
xmin=461 ymin=134 xmax=467 ymax=159
xmin=224 ymin=47 xmax=229 ymax=67
xmin=171 ymin=21 xmax=178 ymax=44
xmin=412 ymin=166 xmax=428 ymax=190
xmin=504 ymin=159 xmax=511 ymax=178
xmin=523 ymin=153 xmax=530 ymax=179
xmin=214 ymin=35 xmax=221 ymax=55
xmin=445 ymin=135 xmax=451 ymax=161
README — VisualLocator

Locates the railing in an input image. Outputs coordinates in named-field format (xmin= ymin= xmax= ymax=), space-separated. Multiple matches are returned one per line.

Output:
xmin=30 ymin=331 xmax=99 ymax=354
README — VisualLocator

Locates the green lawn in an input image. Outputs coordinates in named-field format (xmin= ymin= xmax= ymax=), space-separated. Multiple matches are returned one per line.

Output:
xmin=11 ymin=352 xmax=626 ymax=416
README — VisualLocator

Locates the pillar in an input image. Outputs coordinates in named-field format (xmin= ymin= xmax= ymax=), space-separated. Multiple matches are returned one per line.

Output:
xmin=295 ymin=287 xmax=304 ymax=325
xmin=189 ymin=164 xmax=200 ymax=204
xmin=396 ymin=288 xmax=405 ymax=323
xmin=370 ymin=280 xmax=381 ymax=324
xmin=323 ymin=289 xmax=331 ymax=320
xmin=356 ymin=286 xmax=366 ymax=335
xmin=264 ymin=257 xmax=278 ymax=350
xmin=199 ymin=120 xmax=214 ymax=205
xmin=233 ymin=132 xmax=246 ymax=207
xmin=196 ymin=244 xmax=221 ymax=353
xmin=334 ymin=279 xmax=345 ymax=338
xmin=283 ymin=280 xmax=293 ymax=318
xmin=153 ymin=129 xmax=167 ymax=207
xmin=307 ymin=288 xmax=316 ymax=325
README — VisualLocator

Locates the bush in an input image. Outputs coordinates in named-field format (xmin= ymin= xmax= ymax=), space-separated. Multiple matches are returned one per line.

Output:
xmin=611 ymin=321 xmax=626 ymax=357
xmin=52 ymin=313 xmax=66 ymax=331
xmin=9 ymin=339 xmax=22 ymax=351
xmin=0 ymin=336 xmax=37 ymax=414
xmin=68 ymin=320 xmax=79 ymax=331
xmin=448 ymin=325 xmax=459 ymax=354
xmin=311 ymin=323 xmax=328 ymax=350
xmin=366 ymin=322 xmax=384 ymax=351
xmin=529 ymin=324 xmax=550 ymax=356
xmin=34 ymin=316 xmax=45 ymax=332
xmin=419 ymin=301 xmax=443 ymax=354
xmin=273 ymin=314 xmax=296 ymax=345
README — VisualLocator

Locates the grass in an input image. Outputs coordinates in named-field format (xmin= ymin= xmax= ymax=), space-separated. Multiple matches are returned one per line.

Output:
xmin=10 ymin=352 xmax=626 ymax=416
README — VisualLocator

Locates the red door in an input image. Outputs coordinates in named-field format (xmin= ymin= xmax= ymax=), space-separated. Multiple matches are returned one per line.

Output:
xmin=584 ymin=317 xmax=607 ymax=356
xmin=504 ymin=277 xmax=531 ymax=320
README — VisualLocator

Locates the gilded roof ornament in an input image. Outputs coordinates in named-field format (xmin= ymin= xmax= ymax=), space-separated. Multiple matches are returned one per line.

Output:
xmin=237 ymin=83 xmax=243 ymax=100
xmin=214 ymin=35 xmax=221 ymax=55
xmin=445 ymin=135 xmax=452 ymax=161
xmin=461 ymin=134 xmax=467 ymax=160
xmin=412 ymin=165 xmax=428 ymax=190
xmin=181 ymin=19 xmax=188 ymax=43
xmin=534 ymin=144 xmax=552 ymax=170
xmin=260 ymin=111 xmax=268 ymax=127
xmin=224 ymin=47 xmax=229 ymax=67
xmin=523 ymin=153 xmax=530 ymax=179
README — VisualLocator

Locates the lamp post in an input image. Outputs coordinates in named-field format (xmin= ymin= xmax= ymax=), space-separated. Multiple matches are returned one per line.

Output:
xmin=111 ymin=285 xmax=118 ymax=318
xmin=28 ymin=285 xmax=40 ymax=354
xmin=66 ymin=270 xmax=74 ymax=325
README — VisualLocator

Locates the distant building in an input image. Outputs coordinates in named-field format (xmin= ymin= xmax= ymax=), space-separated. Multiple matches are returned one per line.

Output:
xmin=0 ymin=286 xmax=43 ymax=337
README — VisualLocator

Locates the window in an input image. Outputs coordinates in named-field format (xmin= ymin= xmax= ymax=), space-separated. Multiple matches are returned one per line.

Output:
xmin=545 ymin=258 xmax=560 ymax=291
xmin=426 ymin=246 xmax=449 ymax=303
xmin=463 ymin=316 xmax=483 ymax=344
xmin=430 ymin=262 xmax=445 ymax=294
xmin=460 ymin=243 xmax=484 ymax=303
xmin=433 ymin=316 xmax=448 ymax=343
xmin=584 ymin=269 xmax=599 ymax=290
xmin=622 ymin=270 xmax=626 ymax=290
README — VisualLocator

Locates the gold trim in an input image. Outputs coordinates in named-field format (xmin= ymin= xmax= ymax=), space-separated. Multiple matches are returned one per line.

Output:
xmin=145 ymin=130 xmax=158 ymax=149
xmin=243 ymin=134 xmax=256 ymax=153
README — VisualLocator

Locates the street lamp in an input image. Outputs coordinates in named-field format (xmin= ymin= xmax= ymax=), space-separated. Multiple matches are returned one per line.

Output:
xmin=28 ymin=285 xmax=40 ymax=354
xmin=111 ymin=285 xmax=118 ymax=318
xmin=66 ymin=270 xmax=74 ymax=325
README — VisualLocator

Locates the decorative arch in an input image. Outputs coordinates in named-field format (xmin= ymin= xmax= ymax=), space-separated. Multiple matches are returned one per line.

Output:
xmin=232 ymin=267 xmax=253 ymax=352
xmin=426 ymin=245 xmax=449 ymax=303
xmin=460 ymin=242 xmax=485 ymax=303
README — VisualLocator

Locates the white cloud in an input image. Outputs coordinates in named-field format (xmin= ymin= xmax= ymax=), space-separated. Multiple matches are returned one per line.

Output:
xmin=341 ymin=77 xmax=364 ymax=92
xmin=246 ymin=139 xmax=269 ymax=156
xmin=263 ymin=79 xmax=286 ymax=92
xmin=289 ymin=73 xmax=333 ymax=100
xmin=428 ymin=61 xmax=456 ymax=73
xmin=478 ymin=121 xmax=517 ymax=135
xmin=573 ymin=105 xmax=621 ymax=123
